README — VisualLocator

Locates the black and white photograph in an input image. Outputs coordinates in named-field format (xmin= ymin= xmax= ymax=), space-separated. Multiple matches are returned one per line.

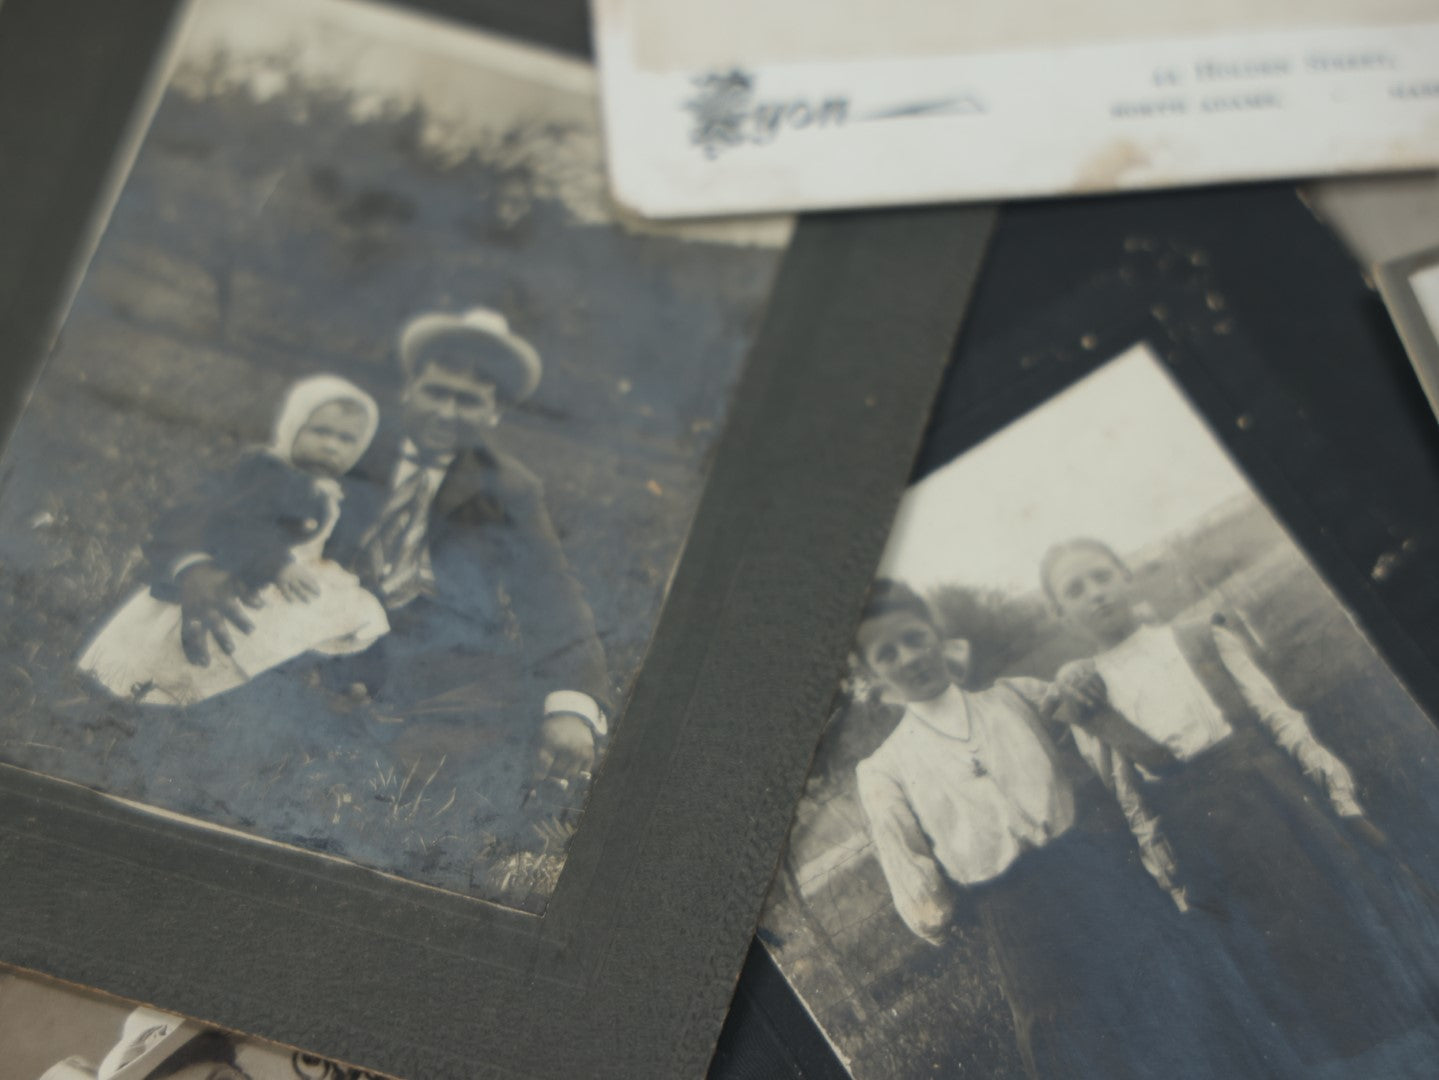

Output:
xmin=760 ymin=343 xmax=1439 ymax=1079
xmin=0 ymin=0 xmax=786 ymax=912
xmin=1377 ymin=242 xmax=1439 ymax=427
xmin=0 ymin=964 xmax=388 ymax=1080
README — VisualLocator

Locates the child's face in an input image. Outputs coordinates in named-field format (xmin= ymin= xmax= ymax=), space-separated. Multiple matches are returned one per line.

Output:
xmin=855 ymin=610 xmax=953 ymax=703
xmin=290 ymin=401 xmax=369 ymax=477
xmin=1046 ymin=547 xmax=1138 ymax=645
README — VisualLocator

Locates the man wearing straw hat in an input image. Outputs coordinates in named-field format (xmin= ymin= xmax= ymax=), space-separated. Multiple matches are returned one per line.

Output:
xmin=172 ymin=307 xmax=611 ymax=810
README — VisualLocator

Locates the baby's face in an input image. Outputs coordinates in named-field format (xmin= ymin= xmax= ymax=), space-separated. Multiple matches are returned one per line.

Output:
xmin=291 ymin=401 xmax=369 ymax=477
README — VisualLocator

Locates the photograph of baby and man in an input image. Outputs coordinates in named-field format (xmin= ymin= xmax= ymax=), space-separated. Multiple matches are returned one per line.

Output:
xmin=763 ymin=345 xmax=1439 ymax=1080
xmin=0 ymin=0 xmax=786 ymax=912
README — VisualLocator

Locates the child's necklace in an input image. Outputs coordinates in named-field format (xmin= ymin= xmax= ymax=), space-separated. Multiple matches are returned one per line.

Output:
xmin=912 ymin=691 xmax=987 ymax=777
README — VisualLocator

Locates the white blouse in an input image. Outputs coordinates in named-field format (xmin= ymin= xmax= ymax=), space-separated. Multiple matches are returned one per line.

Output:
xmin=1091 ymin=623 xmax=1236 ymax=761
xmin=1077 ymin=623 xmax=1360 ymax=815
xmin=857 ymin=680 xmax=1074 ymax=943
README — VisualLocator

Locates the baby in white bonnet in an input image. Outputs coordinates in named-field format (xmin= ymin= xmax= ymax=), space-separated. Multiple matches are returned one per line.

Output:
xmin=79 ymin=373 xmax=389 ymax=705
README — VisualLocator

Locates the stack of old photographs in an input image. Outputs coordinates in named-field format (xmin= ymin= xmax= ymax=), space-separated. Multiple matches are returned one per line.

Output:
xmin=4 ymin=1 xmax=1439 ymax=1079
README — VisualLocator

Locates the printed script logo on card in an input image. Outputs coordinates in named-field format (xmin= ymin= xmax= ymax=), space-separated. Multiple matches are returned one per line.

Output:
xmin=683 ymin=68 xmax=849 ymax=157
xmin=681 ymin=67 xmax=988 ymax=160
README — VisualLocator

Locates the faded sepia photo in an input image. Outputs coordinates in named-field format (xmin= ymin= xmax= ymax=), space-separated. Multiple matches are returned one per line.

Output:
xmin=1 ymin=965 xmax=387 ymax=1080
xmin=761 ymin=346 xmax=1439 ymax=1078
xmin=0 ymin=0 xmax=785 ymax=911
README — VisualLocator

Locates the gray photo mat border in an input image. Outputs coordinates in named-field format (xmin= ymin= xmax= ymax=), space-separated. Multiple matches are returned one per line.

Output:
xmin=0 ymin=1 xmax=998 ymax=1076
xmin=1377 ymin=244 xmax=1439 ymax=426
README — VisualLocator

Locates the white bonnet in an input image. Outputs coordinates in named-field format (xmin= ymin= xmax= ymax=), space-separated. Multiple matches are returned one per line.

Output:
xmin=269 ymin=373 xmax=380 ymax=465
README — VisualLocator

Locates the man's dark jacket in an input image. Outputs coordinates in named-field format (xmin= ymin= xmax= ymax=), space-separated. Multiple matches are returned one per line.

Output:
xmin=325 ymin=437 xmax=613 ymax=714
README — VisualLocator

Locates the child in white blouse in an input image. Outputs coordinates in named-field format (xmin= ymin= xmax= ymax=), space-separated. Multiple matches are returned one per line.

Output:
xmin=1043 ymin=537 xmax=1439 ymax=1075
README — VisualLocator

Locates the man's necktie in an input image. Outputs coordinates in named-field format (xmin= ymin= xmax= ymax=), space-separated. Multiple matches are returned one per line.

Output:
xmin=359 ymin=462 xmax=437 ymax=609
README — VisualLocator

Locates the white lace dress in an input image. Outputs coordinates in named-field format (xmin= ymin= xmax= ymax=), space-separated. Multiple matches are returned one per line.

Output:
xmin=78 ymin=479 xmax=389 ymax=706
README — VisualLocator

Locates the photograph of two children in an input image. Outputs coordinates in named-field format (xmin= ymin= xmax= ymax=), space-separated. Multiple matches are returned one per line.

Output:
xmin=762 ymin=343 xmax=1439 ymax=1080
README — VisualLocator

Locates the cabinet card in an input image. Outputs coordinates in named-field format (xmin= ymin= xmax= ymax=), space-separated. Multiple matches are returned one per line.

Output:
xmin=595 ymin=0 xmax=1439 ymax=217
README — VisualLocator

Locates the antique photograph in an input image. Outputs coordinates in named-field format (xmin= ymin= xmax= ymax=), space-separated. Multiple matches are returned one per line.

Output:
xmin=761 ymin=344 xmax=1439 ymax=1078
xmin=1 ymin=965 xmax=385 ymax=1080
xmin=1378 ymin=243 xmax=1439 ymax=426
xmin=0 ymin=0 xmax=786 ymax=912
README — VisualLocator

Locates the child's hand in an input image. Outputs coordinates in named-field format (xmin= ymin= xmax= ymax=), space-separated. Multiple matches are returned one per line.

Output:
xmin=275 ymin=562 xmax=321 ymax=604
xmin=1054 ymin=658 xmax=1108 ymax=711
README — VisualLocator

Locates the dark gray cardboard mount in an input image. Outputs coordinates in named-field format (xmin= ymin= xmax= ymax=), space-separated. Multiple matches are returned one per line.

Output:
xmin=0 ymin=1 xmax=996 ymax=1076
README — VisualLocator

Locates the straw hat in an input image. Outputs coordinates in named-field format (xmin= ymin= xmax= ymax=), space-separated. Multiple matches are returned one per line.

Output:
xmin=398 ymin=307 xmax=542 ymax=404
